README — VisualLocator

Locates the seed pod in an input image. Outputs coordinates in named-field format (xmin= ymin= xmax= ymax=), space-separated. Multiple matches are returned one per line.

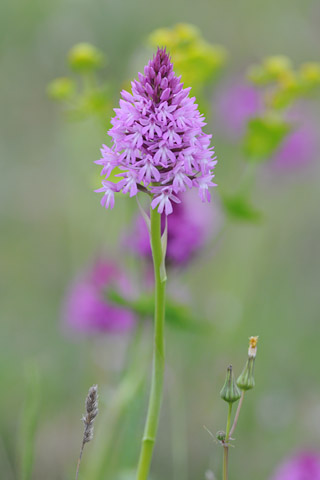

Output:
xmin=220 ymin=365 xmax=241 ymax=404
xmin=237 ymin=357 xmax=255 ymax=391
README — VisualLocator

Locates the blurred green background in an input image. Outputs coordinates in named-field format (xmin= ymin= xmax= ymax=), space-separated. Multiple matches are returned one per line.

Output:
xmin=1 ymin=0 xmax=320 ymax=479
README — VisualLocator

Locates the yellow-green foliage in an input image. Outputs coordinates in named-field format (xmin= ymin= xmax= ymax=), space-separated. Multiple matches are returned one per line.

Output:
xmin=248 ymin=55 xmax=320 ymax=110
xmin=243 ymin=115 xmax=291 ymax=162
xmin=47 ymin=77 xmax=76 ymax=101
xmin=68 ymin=42 xmax=105 ymax=72
xmin=48 ymin=43 xmax=111 ymax=123
xmin=148 ymin=24 xmax=227 ymax=94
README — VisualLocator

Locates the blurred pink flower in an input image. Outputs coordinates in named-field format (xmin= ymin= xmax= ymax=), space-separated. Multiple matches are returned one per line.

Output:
xmin=127 ymin=190 xmax=220 ymax=267
xmin=270 ymin=451 xmax=320 ymax=480
xmin=216 ymin=81 xmax=318 ymax=169
xmin=216 ymin=81 xmax=261 ymax=138
xmin=62 ymin=259 xmax=136 ymax=334
xmin=271 ymin=121 xmax=317 ymax=170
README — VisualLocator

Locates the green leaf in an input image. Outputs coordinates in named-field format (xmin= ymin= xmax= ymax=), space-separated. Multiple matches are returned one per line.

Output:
xmin=270 ymin=87 xmax=299 ymax=110
xmin=222 ymin=195 xmax=262 ymax=222
xmin=165 ymin=298 xmax=211 ymax=332
xmin=106 ymin=289 xmax=211 ymax=332
xmin=243 ymin=116 xmax=291 ymax=162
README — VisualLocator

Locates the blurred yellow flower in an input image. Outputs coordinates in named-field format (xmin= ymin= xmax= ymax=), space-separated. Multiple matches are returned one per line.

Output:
xmin=68 ymin=43 xmax=105 ymax=72
xmin=148 ymin=23 xmax=227 ymax=92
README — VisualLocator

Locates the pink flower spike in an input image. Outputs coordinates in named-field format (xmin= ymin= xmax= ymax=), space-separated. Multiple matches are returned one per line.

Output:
xmin=94 ymin=48 xmax=217 ymax=214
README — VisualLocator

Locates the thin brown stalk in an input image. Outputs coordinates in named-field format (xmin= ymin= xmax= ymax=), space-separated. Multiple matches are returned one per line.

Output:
xmin=229 ymin=390 xmax=245 ymax=438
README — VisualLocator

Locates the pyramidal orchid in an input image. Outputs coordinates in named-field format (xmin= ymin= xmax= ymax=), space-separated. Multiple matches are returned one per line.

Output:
xmin=94 ymin=48 xmax=218 ymax=480
xmin=95 ymin=47 xmax=217 ymax=215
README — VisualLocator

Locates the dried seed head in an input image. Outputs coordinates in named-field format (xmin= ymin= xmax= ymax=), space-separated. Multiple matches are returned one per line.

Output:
xmin=82 ymin=384 xmax=98 ymax=444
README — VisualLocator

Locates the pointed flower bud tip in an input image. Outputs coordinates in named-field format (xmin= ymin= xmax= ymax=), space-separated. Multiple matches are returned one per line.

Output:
xmin=220 ymin=365 xmax=241 ymax=404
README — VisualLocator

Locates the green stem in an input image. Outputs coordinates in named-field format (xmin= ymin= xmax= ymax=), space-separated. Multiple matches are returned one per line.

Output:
xmin=223 ymin=403 xmax=233 ymax=480
xmin=136 ymin=208 xmax=166 ymax=480
xmin=225 ymin=403 xmax=233 ymax=441
xmin=223 ymin=446 xmax=228 ymax=480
